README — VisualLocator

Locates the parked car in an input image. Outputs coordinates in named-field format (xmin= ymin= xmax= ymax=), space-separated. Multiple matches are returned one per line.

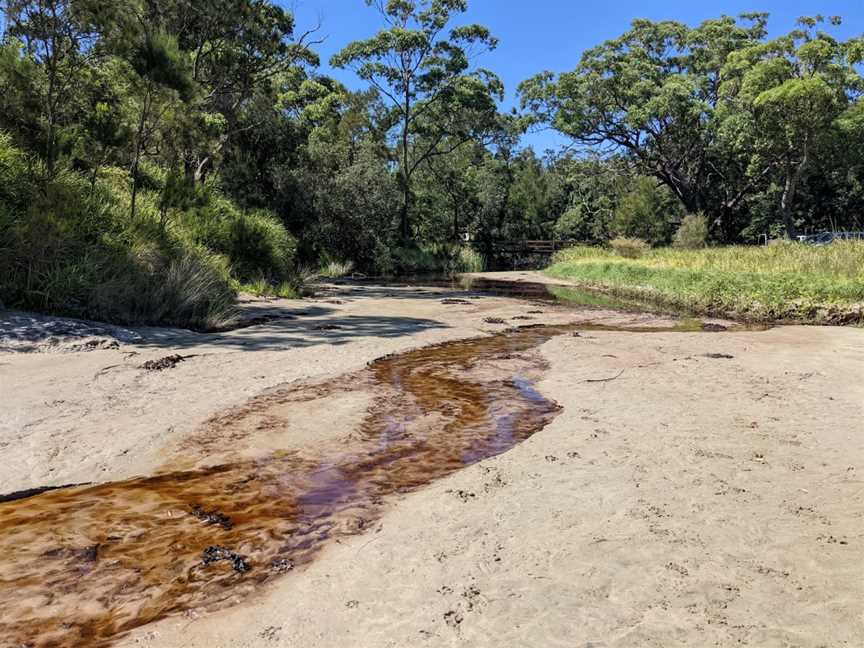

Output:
xmin=798 ymin=231 xmax=864 ymax=245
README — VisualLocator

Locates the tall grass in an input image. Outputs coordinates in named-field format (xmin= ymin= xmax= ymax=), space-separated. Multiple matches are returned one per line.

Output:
xmin=0 ymin=135 xmax=295 ymax=330
xmin=546 ymin=242 xmax=864 ymax=324
xmin=391 ymin=243 xmax=485 ymax=276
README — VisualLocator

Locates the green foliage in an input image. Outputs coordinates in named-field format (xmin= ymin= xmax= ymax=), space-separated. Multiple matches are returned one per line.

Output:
xmin=3 ymin=0 xmax=864 ymax=328
xmin=609 ymin=237 xmax=650 ymax=259
xmin=0 ymin=134 xmax=297 ymax=329
xmin=332 ymin=0 xmax=501 ymax=241
xmin=319 ymin=259 xmax=355 ymax=279
xmin=610 ymin=177 xmax=680 ymax=245
xmin=548 ymin=242 xmax=864 ymax=323
xmin=181 ymin=197 xmax=296 ymax=282
xmin=391 ymin=243 xmax=484 ymax=276
xmin=674 ymin=214 xmax=710 ymax=249
xmin=521 ymin=14 xmax=863 ymax=240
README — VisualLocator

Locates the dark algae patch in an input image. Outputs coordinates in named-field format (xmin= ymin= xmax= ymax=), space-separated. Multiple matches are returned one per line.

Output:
xmin=0 ymin=319 xmax=734 ymax=647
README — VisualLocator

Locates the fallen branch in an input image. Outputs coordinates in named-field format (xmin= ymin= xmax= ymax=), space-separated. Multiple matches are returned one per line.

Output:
xmin=583 ymin=369 xmax=626 ymax=383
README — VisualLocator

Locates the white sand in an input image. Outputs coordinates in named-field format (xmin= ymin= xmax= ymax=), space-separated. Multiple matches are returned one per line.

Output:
xmin=2 ymin=275 xmax=862 ymax=647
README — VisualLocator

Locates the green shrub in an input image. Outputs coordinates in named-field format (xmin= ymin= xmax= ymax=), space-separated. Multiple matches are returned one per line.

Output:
xmin=0 ymin=136 xmax=244 ymax=329
xmin=181 ymin=196 xmax=296 ymax=282
xmin=391 ymin=243 xmax=485 ymax=276
xmin=92 ymin=241 xmax=236 ymax=329
xmin=609 ymin=237 xmax=650 ymax=259
xmin=673 ymin=213 xmax=710 ymax=249
xmin=610 ymin=177 xmax=680 ymax=246
xmin=456 ymin=246 xmax=485 ymax=273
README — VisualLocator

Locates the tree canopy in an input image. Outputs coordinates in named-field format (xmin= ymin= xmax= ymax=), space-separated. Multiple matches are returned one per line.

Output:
xmin=1 ymin=2 xmax=864 ymax=325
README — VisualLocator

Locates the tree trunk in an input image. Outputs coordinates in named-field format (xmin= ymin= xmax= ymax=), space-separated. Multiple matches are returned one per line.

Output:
xmin=781 ymin=143 xmax=809 ymax=240
xmin=130 ymin=82 xmax=152 ymax=220
xmin=781 ymin=165 xmax=802 ymax=239
xmin=400 ymin=111 xmax=411 ymax=243
xmin=452 ymin=199 xmax=460 ymax=242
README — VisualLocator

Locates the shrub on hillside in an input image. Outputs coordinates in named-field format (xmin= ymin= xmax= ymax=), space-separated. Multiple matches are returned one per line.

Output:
xmin=673 ymin=213 xmax=710 ymax=249
xmin=609 ymin=237 xmax=650 ymax=259
xmin=181 ymin=196 xmax=296 ymax=282
xmin=0 ymin=136 xmax=250 ymax=329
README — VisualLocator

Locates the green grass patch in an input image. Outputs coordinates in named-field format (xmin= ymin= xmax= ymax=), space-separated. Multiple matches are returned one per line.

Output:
xmin=546 ymin=243 xmax=864 ymax=324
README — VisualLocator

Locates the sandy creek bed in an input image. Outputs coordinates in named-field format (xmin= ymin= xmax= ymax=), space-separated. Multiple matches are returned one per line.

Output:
xmin=1 ymin=273 xmax=862 ymax=647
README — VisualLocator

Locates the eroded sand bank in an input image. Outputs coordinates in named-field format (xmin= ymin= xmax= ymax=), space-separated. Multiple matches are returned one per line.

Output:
xmin=1 ymin=274 xmax=862 ymax=647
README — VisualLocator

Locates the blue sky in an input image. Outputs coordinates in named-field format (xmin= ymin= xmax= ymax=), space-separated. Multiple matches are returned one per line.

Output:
xmin=288 ymin=1 xmax=864 ymax=152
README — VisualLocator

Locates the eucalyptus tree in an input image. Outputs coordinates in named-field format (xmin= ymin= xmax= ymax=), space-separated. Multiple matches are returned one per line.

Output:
xmin=519 ymin=14 xmax=770 ymax=235
xmin=1 ymin=0 xmax=100 ymax=176
xmin=331 ymin=0 xmax=501 ymax=242
xmin=718 ymin=16 xmax=864 ymax=237
xmin=142 ymin=0 xmax=321 ymax=182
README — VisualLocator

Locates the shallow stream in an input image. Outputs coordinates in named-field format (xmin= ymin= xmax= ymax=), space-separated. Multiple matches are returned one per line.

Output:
xmin=0 ymin=283 xmax=724 ymax=647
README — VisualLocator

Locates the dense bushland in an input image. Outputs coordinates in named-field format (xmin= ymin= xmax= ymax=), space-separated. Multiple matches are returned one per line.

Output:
xmin=1 ymin=1 xmax=863 ymax=327
xmin=0 ymin=135 xmax=293 ymax=328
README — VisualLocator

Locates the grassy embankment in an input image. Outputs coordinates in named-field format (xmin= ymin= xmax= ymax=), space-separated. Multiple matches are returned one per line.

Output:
xmin=546 ymin=243 xmax=864 ymax=324
xmin=0 ymin=134 xmax=298 ymax=330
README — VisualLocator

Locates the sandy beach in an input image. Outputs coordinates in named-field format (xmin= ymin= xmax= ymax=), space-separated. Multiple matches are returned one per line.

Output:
xmin=1 ymin=274 xmax=862 ymax=647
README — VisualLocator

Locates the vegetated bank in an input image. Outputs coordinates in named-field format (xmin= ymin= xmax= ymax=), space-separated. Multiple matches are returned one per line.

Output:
xmin=545 ymin=242 xmax=864 ymax=325
xmin=0 ymin=135 xmax=297 ymax=331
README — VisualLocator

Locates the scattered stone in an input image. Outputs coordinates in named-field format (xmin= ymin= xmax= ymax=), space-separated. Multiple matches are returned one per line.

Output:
xmin=259 ymin=626 xmax=281 ymax=641
xmin=270 ymin=558 xmax=295 ymax=574
xmin=511 ymin=315 xmax=534 ymax=321
xmin=703 ymin=353 xmax=735 ymax=360
xmin=345 ymin=600 xmax=360 ymax=609
xmin=68 ymin=339 xmax=120 ymax=352
xmin=443 ymin=610 xmax=463 ymax=629
xmin=666 ymin=561 xmax=690 ymax=577
xmin=451 ymin=489 xmax=476 ymax=502
xmin=190 ymin=506 xmax=233 ymax=530
xmin=441 ymin=298 xmax=471 ymax=305
xmin=142 ymin=354 xmax=187 ymax=371
xmin=201 ymin=546 xmax=250 ymax=573
xmin=545 ymin=455 xmax=559 ymax=463
xmin=483 ymin=317 xmax=506 ymax=325
xmin=43 ymin=544 xmax=99 ymax=563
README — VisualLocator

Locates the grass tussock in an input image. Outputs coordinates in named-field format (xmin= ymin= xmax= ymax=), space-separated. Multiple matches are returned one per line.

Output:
xmin=319 ymin=259 xmax=355 ymax=279
xmin=0 ymin=135 xmax=297 ymax=330
xmin=546 ymin=242 xmax=864 ymax=324
xmin=390 ymin=243 xmax=485 ymax=276
xmin=609 ymin=237 xmax=650 ymax=259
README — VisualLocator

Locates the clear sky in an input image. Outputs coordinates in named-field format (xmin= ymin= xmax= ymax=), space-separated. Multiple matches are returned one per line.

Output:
xmin=288 ymin=0 xmax=863 ymax=152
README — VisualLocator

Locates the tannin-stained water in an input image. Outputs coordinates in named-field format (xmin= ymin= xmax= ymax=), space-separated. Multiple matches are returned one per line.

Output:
xmin=0 ymin=324 xmax=576 ymax=647
xmin=0 ymin=321 xmax=716 ymax=647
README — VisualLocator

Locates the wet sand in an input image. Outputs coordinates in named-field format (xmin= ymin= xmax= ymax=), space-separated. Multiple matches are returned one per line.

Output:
xmin=1 ymin=274 xmax=862 ymax=647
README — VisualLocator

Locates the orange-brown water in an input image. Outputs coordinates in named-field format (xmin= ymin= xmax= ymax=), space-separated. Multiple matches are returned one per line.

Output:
xmin=0 ymin=325 xmax=574 ymax=646
xmin=0 ymin=321 xmax=719 ymax=647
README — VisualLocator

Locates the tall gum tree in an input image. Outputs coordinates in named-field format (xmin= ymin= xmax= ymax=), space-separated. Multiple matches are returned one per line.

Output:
xmin=331 ymin=0 xmax=501 ymax=243
xmin=518 ymin=14 xmax=770 ymax=236
xmin=717 ymin=16 xmax=864 ymax=238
